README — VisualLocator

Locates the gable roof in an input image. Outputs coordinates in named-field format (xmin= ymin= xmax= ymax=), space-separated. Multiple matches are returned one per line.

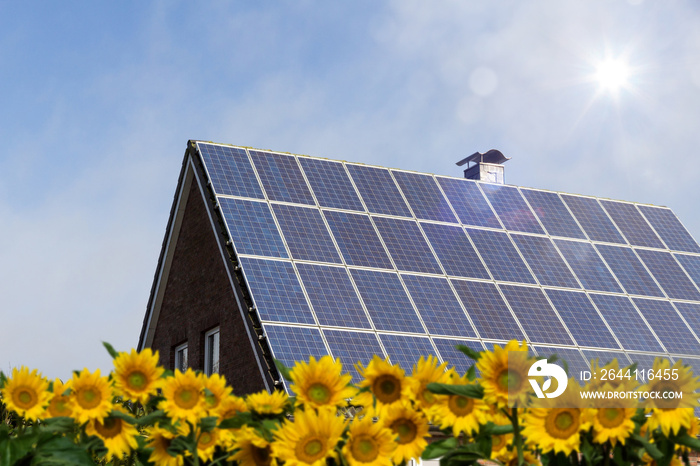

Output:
xmin=140 ymin=140 xmax=700 ymax=388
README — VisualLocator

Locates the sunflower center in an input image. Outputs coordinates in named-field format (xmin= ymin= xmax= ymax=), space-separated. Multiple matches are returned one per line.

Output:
xmin=497 ymin=369 xmax=521 ymax=392
xmin=14 ymin=388 xmax=36 ymax=409
xmin=351 ymin=435 xmax=380 ymax=462
xmin=391 ymin=418 xmax=417 ymax=444
xmin=546 ymin=408 xmax=580 ymax=439
xmin=655 ymin=383 xmax=681 ymax=410
xmin=95 ymin=417 xmax=122 ymax=439
xmin=77 ymin=388 xmax=102 ymax=409
xmin=199 ymin=431 xmax=216 ymax=449
xmin=297 ymin=436 xmax=326 ymax=463
xmin=307 ymin=383 xmax=331 ymax=404
xmin=205 ymin=393 xmax=219 ymax=409
xmin=372 ymin=375 xmax=401 ymax=404
xmin=598 ymin=408 xmax=624 ymax=428
xmin=448 ymin=395 xmax=474 ymax=416
xmin=252 ymin=445 xmax=272 ymax=466
xmin=127 ymin=371 xmax=147 ymax=390
xmin=492 ymin=434 xmax=506 ymax=451
xmin=49 ymin=397 xmax=72 ymax=417
xmin=174 ymin=387 xmax=199 ymax=409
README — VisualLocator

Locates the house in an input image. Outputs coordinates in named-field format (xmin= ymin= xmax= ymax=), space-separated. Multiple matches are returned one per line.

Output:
xmin=137 ymin=140 xmax=700 ymax=395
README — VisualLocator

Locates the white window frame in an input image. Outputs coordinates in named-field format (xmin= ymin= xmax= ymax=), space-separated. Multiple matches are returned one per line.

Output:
xmin=174 ymin=342 xmax=188 ymax=372
xmin=204 ymin=326 xmax=220 ymax=376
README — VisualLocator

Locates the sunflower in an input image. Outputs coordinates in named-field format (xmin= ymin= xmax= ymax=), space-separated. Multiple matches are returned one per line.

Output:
xmin=246 ymin=389 xmax=289 ymax=415
xmin=196 ymin=427 xmax=224 ymax=463
xmin=640 ymin=358 xmax=700 ymax=436
xmin=586 ymin=358 xmax=638 ymax=394
xmin=408 ymin=355 xmax=451 ymax=415
xmin=430 ymin=373 xmax=490 ymax=436
xmin=70 ymin=368 xmax=113 ymax=424
xmin=477 ymin=340 xmax=533 ymax=409
xmin=497 ymin=448 xmax=542 ymax=466
xmin=590 ymin=404 xmax=636 ymax=446
xmin=231 ymin=425 xmax=277 ymax=466
xmin=342 ymin=415 xmax=396 ymax=466
xmin=521 ymin=379 xmax=593 ymax=456
xmin=85 ymin=407 xmax=140 ymax=462
xmin=146 ymin=425 xmax=184 ymax=466
xmin=112 ymin=348 xmax=164 ymax=404
xmin=219 ymin=394 xmax=248 ymax=420
xmin=642 ymin=453 xmax=683 ymax=466
xmin=289 ymin=355 xmax=356 ymax=411
xmin=353 ymin=356 xmax=414 ymax=416
xmin=678 ymin=417 xmax=700 ymax=454
xmin=47 ymin=378 xmax=73 ymax=418
xmin=272 ymin=407 xmax=346 ymax=466
xmin=202 ymin=372 xmax=233 ymax=417
xmin=0 ymin=366 xmax=51 ymax=421
xmin=489 ymin=409 xmax=513 ymax=459
xmin=382 ymin=403 xmax=429 ymax=464
xmin=159 ymin=368 xmax=206 ymax=424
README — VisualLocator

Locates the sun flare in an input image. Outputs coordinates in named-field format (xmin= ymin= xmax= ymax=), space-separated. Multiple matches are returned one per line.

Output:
xmin=594 ymin=58 xmax=631 ymax=93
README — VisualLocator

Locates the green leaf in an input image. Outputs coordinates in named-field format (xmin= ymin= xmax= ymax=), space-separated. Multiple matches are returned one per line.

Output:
xmin=32 ymin=436 xmax=93 ymax=466
xmin=0 ymin=432 xmax=36 ymax=466
xmin=39 ymin=417 xmax=76 ymax=435
xmin=219 ymin=412 xmax=253 ymax=430
xmin=135 ymin=409 xmax=169 ymax=427
xmin=676 ymin=433 xmax=700 ymax=451
xmin=456 ymin=344 xmax=482 ymax=361
xmin=632 ymin=434 xmax=663 ymax=461
xmin=0 ymin=371 xmax=8 ymax=389
xmin=199 ymin=416 xmax=218 ymax=432
xmin=580 ymin=436 xmax=603 ymax=466
xmin=466 ymin=364 xmax=477 ymax=382
xmin=426 ymin=382 xmax=484 ymax=398
xmin=422 ymin=437 xmax=458 ymax=459
xmin=108 ymin=409 xmax=138 ymax=425
xmin=102 ymin=342 xmax=120 ymax=359
xmin=274 ymin=359 xmax=293 ymax=382
xmin=481 ymin=422 xmax=514 ymax=436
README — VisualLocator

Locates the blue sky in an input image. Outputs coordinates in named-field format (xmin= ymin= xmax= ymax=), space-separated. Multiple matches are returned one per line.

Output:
xmin=2 ymin=1 xmax=700 ymax=380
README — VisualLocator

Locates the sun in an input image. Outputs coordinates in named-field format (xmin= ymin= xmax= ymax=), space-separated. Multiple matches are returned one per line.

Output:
xmin=594 ymin=58 xmax=631 ymax=92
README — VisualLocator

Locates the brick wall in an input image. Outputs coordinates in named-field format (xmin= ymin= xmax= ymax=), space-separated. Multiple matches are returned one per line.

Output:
xmin=150 ymin=178 xmax=267 ymax=395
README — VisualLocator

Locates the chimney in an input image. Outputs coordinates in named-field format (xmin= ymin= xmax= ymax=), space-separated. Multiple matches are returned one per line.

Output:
xmin=456 ymin=149 xmax=510 ymax=184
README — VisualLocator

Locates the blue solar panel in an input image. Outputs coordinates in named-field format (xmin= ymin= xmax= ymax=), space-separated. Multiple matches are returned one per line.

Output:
xmin=420 ymin=223 xmax=489 ymax=279
xmin=198 ymin=143 xmax=264 ymax=199
xmin=436 ymin=177 xmax=500 ymax=228
xmin=633 ymin=298 xmax=700 ymax=355
xmin=402 ymin=275 xmax=477 ymax=338
xmin=219 ymin=198 xmax=288 ymax=258
xmin=323 ymin=211 xmax=393 ymax=269
xmin=499 ymin=285 xmax=574 ymax=345
xmin=373 ymin=217 xmax=442 ymax=274
xmin=466 ymin=229 xmax=536 ymax=284
xmin=636 ymin=249 xmax=700 ymax=301
xmin=296 ymin=263 xmax=371 ymax=329
xmin=263 ymin=325 xmax=328 ymax=370
xmin=350 ymin=269 xmax=425 ymax=333
xmin=272 ymin=204 xmax=342 ymax=263
xmin=511 ymin=234 xmax=580 ymax=288
xmin=675 ymin=254 xmax=700 ymax=289
xmin=638 ymin=206 xmax=700 ymax=253
xmin=533 ymin=346 xmax=589 ymax=379
xmin=672 ymin=302 xmax=700 ymax=342
xmin=545 ymin=289 xmax=619 ymax=349
xmin=379 ymin=334 xmax=437 ymax=370
xmin=323 ymin=329 xmax=385 ymax=381
xmin=581 ymin=350 xmax=631 ymax=368
xmin=595 ymin=245 xmax=664 ymax=297
xmin=249 ymin=150 xmax=315 ymax=205
xmin=600 ymin=201 xmax=664 ymax=248
xmin=554 ymin=240 xmax=623 ymax=293
xmin=626 ymin=353 xmax=673 ymax=372
xmin=520 ymin=189 xmax=586 ymax=239
xmin=433 ymin=338 xmax=484 ymax=375
xmin=346 ymin=165 xmax=412 ymax=217
xmin=239 ymin=258 xmax=315 ymax=324
xmin=392 ymin=171 xmax=457 ymax=223
xmin=480 ymin=184 xmax=544 ymax=234
xmin=561 ymin=195 xmax=626 ymax=244
xmin=589 ymin=294 xmax=664 ymax=353
xmin=450 ymin=280 xmax=525 ymax=341
xmin=298 ymin=158 xmax=364 ymax=211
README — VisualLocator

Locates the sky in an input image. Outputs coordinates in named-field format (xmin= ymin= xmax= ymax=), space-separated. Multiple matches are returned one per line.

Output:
xmin=2 ymin=1 xmax=700 ymax=381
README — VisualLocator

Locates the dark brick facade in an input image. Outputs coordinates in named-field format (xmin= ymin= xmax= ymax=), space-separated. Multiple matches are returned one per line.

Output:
xmin=150 ymin=177 xmax=267 ymax=396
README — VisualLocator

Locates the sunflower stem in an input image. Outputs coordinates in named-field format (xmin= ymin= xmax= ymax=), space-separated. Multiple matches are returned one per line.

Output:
xmin=511 ymin=406 xmax=524 ymax=466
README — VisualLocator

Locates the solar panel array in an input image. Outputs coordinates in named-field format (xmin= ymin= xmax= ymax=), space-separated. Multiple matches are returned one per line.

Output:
xmin=197 ymin=142 xmax=700 ymax=385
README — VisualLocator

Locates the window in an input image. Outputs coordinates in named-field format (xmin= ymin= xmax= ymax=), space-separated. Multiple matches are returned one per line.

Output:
xmin=174 ymin=342 xmax=188 ymax=372
xmin=204 ymin=327 xmax=220 ymax=375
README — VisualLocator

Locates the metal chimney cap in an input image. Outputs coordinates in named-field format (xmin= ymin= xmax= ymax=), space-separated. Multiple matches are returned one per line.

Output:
xmin=456 ymin=149 xmax=510 ymax=166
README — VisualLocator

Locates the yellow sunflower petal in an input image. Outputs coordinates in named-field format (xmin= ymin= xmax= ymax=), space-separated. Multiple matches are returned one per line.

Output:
xmin=0 ymin=366 xmax=51 ymax=421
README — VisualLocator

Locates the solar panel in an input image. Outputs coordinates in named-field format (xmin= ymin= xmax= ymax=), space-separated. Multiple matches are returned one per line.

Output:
xmin=480 ymin=184 xmax=545 ymax=234
xmin=561 ymin=195 xmax=626 ymax=244
xmin=192 ymin=142 xmax=700 ymax=385
xmin=373 ymin=217 xmax=442 ymax=274
xmin=600 ymin=200 xmax=664 ymax=248
xmin=510 ymin=234 xmax=580 ymax=288
xmin=436 ymin=177 xmax=500 ymax=228
xmin=638 ymin=205 xmax=700 ymax=253
xmin=271 ymin=204 xmax=342 ymax=263
xmin=520 ymin=189 xmax=586 ymax=239
xmin=581 ymin=350 xmax=631 ymax=367
xmin=346 ymin=164 xmax=412 ymax=217
xmin=533 ymin=346 xmax=589 ymax=378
